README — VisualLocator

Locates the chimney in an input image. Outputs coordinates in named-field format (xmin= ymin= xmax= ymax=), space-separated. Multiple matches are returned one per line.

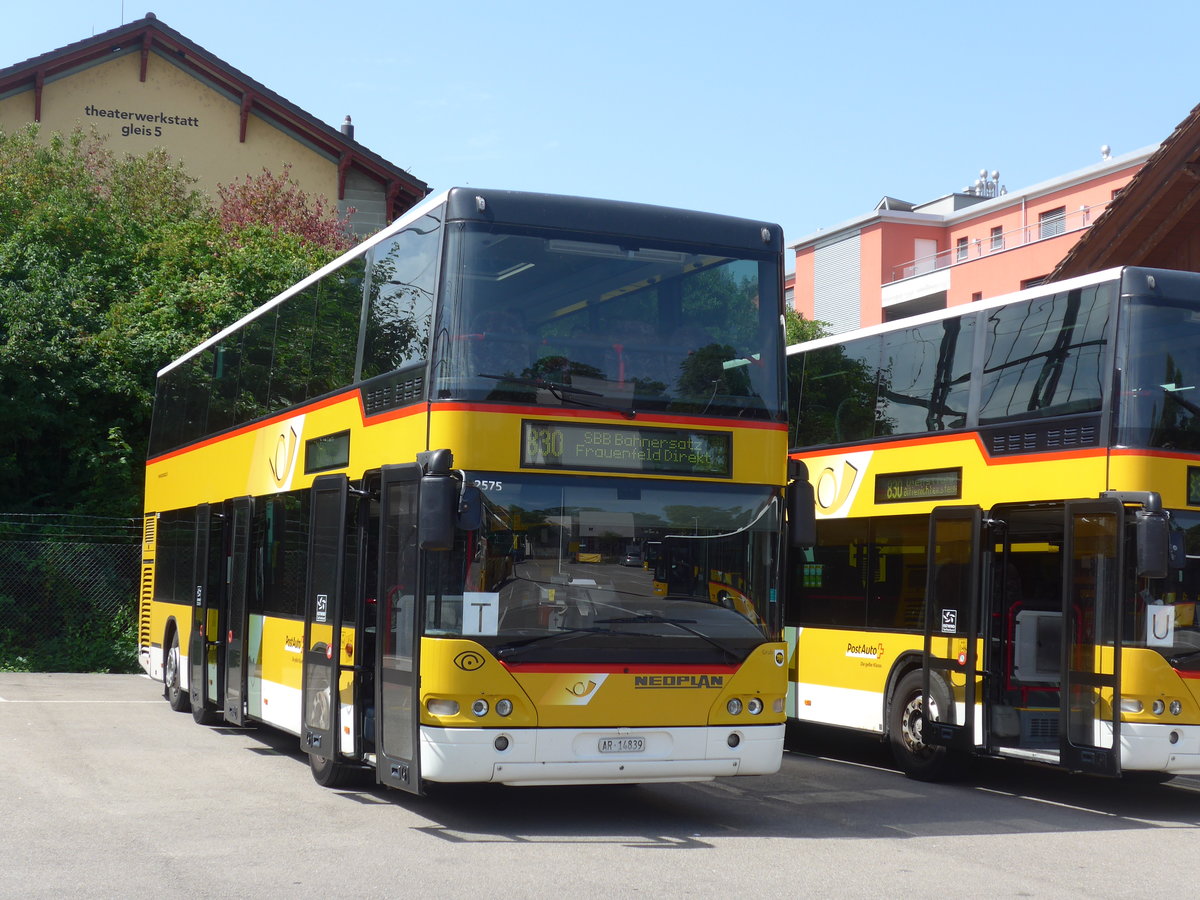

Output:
xmin=341 ymin=115 xmax=354 ymax=140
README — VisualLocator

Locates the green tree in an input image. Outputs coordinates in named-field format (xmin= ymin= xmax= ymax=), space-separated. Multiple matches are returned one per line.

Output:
xmin=0 ymin=125 xmax=354 ymax=516
xmin=784 ymin=305 xmax=827 ymax=346
xmin=0 ymin=126 xmax=205 ymax=514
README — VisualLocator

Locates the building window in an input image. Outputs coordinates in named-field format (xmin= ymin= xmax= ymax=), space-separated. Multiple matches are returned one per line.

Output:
xmin=1021 ymin=276 xmax=1048 ymax=290
xmin=955 ymin=237 xmax=969 ymax=262
xmin=1038 ymin=207 xmax=1066 ymax=239
xmin=990 ymin=226 xmax=1004 ymax=252
xmin=972 ymin=292 xmax=983 ymax=303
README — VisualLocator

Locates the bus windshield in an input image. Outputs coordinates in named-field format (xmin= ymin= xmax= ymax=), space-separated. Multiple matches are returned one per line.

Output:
xmin=1119 ymin=296 xmax=1200 ymax=451
xmin=432 ymin=224 xmax=782 ymax=420
xmin=416 ymin=474 xmax=780 ymax=663
xmin=1124 ymin=510 xmax=1200 ymax=670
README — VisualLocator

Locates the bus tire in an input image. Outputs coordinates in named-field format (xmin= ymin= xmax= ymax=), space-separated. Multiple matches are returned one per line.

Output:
xmin=309 ymin=752 xmax=369 ymax=789
xmin=1122 ymin=770 xmax=1174 ymax=785
xmin=887 ymin=670 xmax=961 ymax=782
xmin=191 ymin=697 xmax=221 ymax=726
xmin=164 ymin=630 xmax=190 ymax=713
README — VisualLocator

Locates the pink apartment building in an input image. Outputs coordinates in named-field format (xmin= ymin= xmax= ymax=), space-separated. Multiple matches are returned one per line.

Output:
xmin=791 ymin=98 xmax=1200 ymax=334
xmin=789 ymin=148 xmax=1152 ymax=333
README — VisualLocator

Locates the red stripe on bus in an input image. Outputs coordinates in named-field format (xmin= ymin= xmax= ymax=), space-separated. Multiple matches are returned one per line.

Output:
xmin=147 ymin=390 xmax=358 ymax=464
xmin=498 ymin=662 xmax=741 ymax=674
xmin=1111 ymin=447 xmax=1200 ymax=462
xmin=790 ymin=432 xmax=1107 ymax=465
xmin=430 ymin=401 xmax=787 ymax=430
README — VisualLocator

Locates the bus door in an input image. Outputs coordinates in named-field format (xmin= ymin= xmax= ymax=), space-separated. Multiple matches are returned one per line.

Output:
xmin=1060 ymin=499 xmax=1123 ymax=775
xmin=189 ymin=503 xmax=224 ymax=718
xmin=922 ymin=506 xmax=983 ymax=754
xmin=375 ymin=463 xmax=424 ymax=794
xmin=302 ymin=475 xmax=349 ymax=763
xmin=222 ymin=496 xmax=253 ymax=726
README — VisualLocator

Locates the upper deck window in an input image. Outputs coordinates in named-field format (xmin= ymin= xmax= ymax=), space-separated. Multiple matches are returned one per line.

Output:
xmin=431 ymin=224 xmax=782 ymax=421
xmin=978 ymin=284 xmax=1111 ymax=424
xmin=1118 ymin=296 xmax=1200 ymax=451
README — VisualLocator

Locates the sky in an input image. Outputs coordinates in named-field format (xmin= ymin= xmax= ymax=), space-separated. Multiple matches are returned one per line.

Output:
xmin=3 ymin=1 xmax=1198 ymax=252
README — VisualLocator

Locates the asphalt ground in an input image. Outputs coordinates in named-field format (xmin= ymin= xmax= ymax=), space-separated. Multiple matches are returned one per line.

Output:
xmin=4 ymin=672 xmax=1200 ymax=899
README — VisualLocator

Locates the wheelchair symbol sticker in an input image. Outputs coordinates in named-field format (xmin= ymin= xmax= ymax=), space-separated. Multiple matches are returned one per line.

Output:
xmin=940 ymin=609 xmax=957 ymax=633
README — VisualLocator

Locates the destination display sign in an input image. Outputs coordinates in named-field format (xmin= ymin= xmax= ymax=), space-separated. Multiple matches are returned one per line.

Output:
xmin=874 ymin=467 xmax=962 ymax=504
xmin=1188 ymin=466 xmax=1200 ymax=506
xmin=521 ymin=420 xmax=732 ymax=477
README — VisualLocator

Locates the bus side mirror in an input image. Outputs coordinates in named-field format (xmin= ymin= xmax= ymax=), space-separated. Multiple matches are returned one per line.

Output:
xmin=418 ymin=449 xmax=457 ymax=551
xmin=787 ymin=458 xmax=816 ymax=548
xmin=1135 ymin=511 xmax=1169 ymax=579
xmin=1169 ymin=531 xmax=1187 ymax=570
xmin=457 ymin=483 xmax=483 ymax=531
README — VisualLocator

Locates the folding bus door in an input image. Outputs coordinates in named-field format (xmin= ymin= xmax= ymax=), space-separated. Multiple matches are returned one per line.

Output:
xmin=1060 ymin=499 xmax=1123 ymax=776
xmin=223 ymin=497 xmax=253 ymax=726
xmin=302 ymin=475 xmax=349 ymax=762
xmin=189 ymin=503 xmax=224 ymax=722
xmin=375 ymin=463 xmax=424 ymax=795
xmin=922 ymin=505 xmax=983 ymax=754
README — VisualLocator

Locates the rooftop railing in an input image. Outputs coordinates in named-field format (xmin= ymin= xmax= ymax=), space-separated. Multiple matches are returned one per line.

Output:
xmin=888 ymin=202 xmax=1108 ymax=283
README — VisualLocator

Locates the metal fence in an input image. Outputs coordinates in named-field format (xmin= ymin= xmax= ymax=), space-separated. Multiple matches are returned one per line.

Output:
xmin=0 ymin=514 xmax=140 ymax=672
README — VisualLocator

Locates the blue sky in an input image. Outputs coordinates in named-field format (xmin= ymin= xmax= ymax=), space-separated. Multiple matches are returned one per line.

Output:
xmin=3 ymin=1 xmax=1197 ymax=251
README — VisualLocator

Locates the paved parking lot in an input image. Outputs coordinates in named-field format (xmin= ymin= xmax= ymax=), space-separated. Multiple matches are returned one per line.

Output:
xmin=4 ymin=673 xmax=1200 ymax=899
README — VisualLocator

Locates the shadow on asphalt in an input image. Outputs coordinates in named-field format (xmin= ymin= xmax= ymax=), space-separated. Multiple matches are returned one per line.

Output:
xmin=206 ymin=716 xmax=1200 ymax=845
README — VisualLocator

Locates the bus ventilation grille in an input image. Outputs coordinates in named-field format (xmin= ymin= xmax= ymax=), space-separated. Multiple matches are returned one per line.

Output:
xmin=989 ymin=423 xmax=1097 ymax=456
xmin=1045 ymin=426 xmax=1095 ymax=449
xmin=138 ymin=564 xmax=154 ymax=651
xmin=142 ymin=513 xmax=157 ymax=551
xmin=364 ymin=373 xmax=425 ymax=415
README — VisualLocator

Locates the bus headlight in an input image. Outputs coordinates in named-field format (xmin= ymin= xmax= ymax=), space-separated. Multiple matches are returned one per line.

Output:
xmin=1152 ymin=700 xmax=1165 ymax=715
xmin=427 ymin=698 xmax=459 ymax=716
xmin=747 ymin=698 xmax=764 ymax=715
xmin=496 ymin=699 xmax=513 ymax=717
xmin=1170 ymin=700 xmax=1183 ymax=716
xmin=727 ymin=698 xmax=743 ymax=715
xmin=1120 ymin=698 xmax=1143 ymax=714
xmin=471 ymin=699 xmax=489 ymax=717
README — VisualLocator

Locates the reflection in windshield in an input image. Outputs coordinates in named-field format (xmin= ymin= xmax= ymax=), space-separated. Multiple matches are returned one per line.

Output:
xmin=418 ymin=475 xmax=780 ymax=663
xmin=432 ymin=226 xmax=782 ymax=420
xmin=1120 ymin=298 xmax=1200 ymax=451
xmin=1128 ymin=511 xmax=1200 ymax=669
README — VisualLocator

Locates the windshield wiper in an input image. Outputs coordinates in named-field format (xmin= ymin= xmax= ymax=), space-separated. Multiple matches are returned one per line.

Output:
xmin=1168 ymin=648 xmax=1200 ymax=668
xmin=493 ymin=626 xmax=623 ymax=658
xmin=479 ymin=373 xmax=635 ymax=419
xmin=595 ymin=614 xmax=744 ymax=663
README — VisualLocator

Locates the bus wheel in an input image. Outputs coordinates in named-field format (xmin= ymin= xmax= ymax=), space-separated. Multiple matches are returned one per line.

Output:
xmin=191 ymin=696 xmax=221 ymax=726
xmin=309 ymin=752 xmax=369 ymax=789
xmin=164 ymin=631 xmax=190 ymax=713
xmin=1122 ymin=770 xmax=1174 ymax=785
xmin=888 ymin=670 xmax=960 ymax=781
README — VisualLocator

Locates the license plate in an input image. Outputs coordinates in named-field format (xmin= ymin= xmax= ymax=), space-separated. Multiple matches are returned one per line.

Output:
xmin=598 ymin=736 xmax=645 ymax=753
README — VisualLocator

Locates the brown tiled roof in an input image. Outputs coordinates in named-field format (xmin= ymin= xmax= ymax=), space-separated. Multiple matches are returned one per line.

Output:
xmin=0 ymin=13 xmax=428 ymax=217
xmin=1052 ymin=102 xmax=1200 ymax=280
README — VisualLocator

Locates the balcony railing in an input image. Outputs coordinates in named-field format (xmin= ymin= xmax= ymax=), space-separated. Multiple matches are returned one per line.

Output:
xmin=888 ymin=202 xmax=1107 ymax=283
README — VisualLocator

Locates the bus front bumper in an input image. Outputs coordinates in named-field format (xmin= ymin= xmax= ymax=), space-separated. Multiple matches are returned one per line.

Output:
xmin=419 ymin=723 xmax=784 ymax=785
xmin=1120 ymin=722 xmax=1200 ymax=774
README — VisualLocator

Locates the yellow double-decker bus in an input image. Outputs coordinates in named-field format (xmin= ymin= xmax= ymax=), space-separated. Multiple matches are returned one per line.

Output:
xmin=139 ymin=188 xmax=808 ymax=794
xmin=786 ymin=266 xmax=1200 ymax=780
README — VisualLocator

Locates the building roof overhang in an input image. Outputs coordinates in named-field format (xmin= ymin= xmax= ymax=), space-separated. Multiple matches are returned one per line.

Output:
xmin=1052 ymin=102 xmax=1200 ymax=280
xmin=0 ymin=13 xmax=428 ymax=215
